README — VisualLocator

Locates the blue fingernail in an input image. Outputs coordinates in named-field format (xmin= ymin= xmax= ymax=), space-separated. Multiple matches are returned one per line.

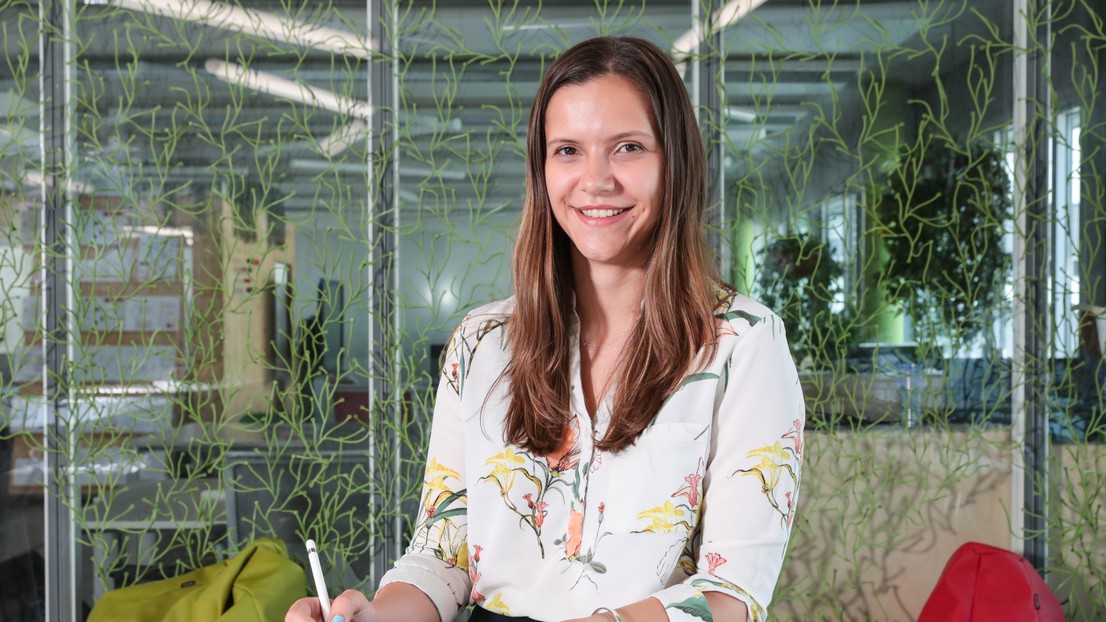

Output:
xmin=331 ymin=617 xmax=344 ymax=622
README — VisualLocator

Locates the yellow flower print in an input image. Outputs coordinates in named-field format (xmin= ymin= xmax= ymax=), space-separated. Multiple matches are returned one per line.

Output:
xmin=636 ymin=500 xmax=687 ymax=533
xmin=743 ymin=441 xmax=794 ymax=491
xmin=422 ymin=457 xmax=465 ymax=518
xmin=734 ymin=436 xmax=800 ymax=529
xmin=455 ymin=541 xmax=469 ymax=571
xmin=485 ymin=447 xmax=525 ymax=492
xmin=425 ymin=457 xmax=460 ymax=489
xmin=484 ymin=594 xmax=511 ymax=615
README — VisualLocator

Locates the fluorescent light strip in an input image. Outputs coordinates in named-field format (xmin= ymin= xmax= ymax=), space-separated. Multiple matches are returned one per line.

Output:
xmin=204 ymin=59 xmax=373 ymax=120
xmin=318 ymin=120 xmax=368 ymax=157
xmin=672 ymin=0 xmax=769 ymax=58
xmin=22 ymin=170 xmax=96 ymax=195
xmin=123 ymin=224 xmax=195 ymax=242
xmin=109 ymin=0 xmax=375 ymax=59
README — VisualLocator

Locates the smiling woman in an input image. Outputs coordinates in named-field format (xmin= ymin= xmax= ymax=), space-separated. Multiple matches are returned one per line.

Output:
xmin=286 ymin=35 xmax=805 ymax=622
xmin=544 ymin=74 xmax=666 ymax=417
xmin=544 ymin=74 xmax=663 ymax=271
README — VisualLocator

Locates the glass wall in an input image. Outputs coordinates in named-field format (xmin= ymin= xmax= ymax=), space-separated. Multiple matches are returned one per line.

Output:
xmin=719 ymin=2 xmax=1021 ymax=617
xmin=1 ymin=1 xmax=46 ymax=617
xmin=1045 ymin=0 xmax=1106 ymax=615
xmin=0 ymin=0 xmax=1103 ymax=620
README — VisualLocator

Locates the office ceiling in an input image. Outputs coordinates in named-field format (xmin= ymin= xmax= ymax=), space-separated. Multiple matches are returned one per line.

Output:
xmin=0 ymin=0 xmax=1011 ymax=216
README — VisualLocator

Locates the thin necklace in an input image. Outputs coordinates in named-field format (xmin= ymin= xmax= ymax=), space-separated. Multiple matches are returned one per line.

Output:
xmin=580 ymin=324 xmax=635 ymax=348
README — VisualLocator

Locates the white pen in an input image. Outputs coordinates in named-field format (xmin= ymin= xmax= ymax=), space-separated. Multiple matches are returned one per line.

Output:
xmin=305 ymin=539 xmax=332 ymax=620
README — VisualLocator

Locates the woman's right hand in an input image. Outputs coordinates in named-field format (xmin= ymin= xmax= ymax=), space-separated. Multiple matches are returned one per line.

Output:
xmin=286 ymin=589 xmax=377 ymax=622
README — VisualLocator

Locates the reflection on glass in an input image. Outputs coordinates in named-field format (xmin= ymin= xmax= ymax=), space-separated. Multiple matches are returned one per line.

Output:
xmin=65 ymin=0 xmax=375 ymax=614
xmin=723 ymin=0 xmax=1016 ymax=428
xmin=1 ymin=0 xmax=47 ymax=616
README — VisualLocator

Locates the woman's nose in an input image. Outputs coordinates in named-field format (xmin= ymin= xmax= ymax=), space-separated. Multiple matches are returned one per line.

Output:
xmin=581 ymin=156 xmax=615 ymax=195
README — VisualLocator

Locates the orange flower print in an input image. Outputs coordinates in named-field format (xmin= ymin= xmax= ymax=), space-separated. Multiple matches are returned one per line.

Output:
xmin=545 ymin=423 xmax=580 ymax=474
xmin=470 ymin=576 xmax=484 ymax=603
xmin=534 ymin=501 xmax=549 ymax=528
xmin=672 ymin=472 xmax=703 ymax=507
xmin=450 ymin=363 xmax=459 ymax=381
xmin=783 ymin=418 xmax=804 ymax=460
xmin=468 ymin=542 xmax=482 ymax=597
xmin=705 ymin=552 xmax=727 ymax=575
xmin=565 ymin=503 xmax=585 ymax=559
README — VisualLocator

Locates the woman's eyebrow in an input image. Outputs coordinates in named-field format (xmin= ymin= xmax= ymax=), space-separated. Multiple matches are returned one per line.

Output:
xmin=545 ymin=130 xmax=655 ymax=147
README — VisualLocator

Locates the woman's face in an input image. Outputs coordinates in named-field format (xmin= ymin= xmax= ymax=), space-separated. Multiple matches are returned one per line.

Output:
xmin=544 ymin=74 xmax=664 ymax=272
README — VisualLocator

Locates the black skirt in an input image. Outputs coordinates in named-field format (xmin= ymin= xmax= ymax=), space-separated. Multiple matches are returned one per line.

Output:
xmin=468 ymin=606 xmax=541 ymax=622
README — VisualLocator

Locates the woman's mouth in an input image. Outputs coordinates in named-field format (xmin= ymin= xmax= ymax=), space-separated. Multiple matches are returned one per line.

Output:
xmin=577 ymin=207 xmax=629 ymax=218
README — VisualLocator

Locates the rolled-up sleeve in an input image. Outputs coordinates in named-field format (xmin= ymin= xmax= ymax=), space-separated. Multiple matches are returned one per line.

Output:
xmin=652 ymin=315 xmax=805 ymax=622
xmin=379 ymin=325 xmax=473 ymax=622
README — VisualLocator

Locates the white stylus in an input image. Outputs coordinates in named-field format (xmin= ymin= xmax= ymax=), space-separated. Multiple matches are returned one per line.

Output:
xmin=305 ymin=539 xmax=332 ymax=620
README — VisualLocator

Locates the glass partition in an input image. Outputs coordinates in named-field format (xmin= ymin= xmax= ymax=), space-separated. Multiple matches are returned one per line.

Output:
xmin=63 ymin=0 xmax=377 ymax=610
xmin=719 ymin=1 xmax=1022 ymax=618
xmin=2 ymin=0 xmax=1104 ymax=620
xmin=1 ymin=0 xmax=47 ymax=617
xmin=1045 ymin=0 xmax=1106 ymax=617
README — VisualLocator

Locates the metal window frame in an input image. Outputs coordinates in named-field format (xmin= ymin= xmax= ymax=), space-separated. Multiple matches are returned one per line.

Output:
xmin=39 ymin=0 xmax=78 ymax=619
xmin=367 ymin=0 xmax=401 ymax=588
xmin=1011 ymin=0 xmax=1051 ymax=572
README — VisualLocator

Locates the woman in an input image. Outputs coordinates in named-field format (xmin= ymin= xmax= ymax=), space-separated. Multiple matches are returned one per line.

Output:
xmin=288 ymin=35 xmax=804 ymax=622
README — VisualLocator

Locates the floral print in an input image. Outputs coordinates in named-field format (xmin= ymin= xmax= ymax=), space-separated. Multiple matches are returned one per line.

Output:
xmin=410 ymin=458 xmax=467 ymax=569
xmin=704 ymin=552 xmax=727 ymax=575
xmin=556 ymin=500 xmax=612 ymax=588
xmin=734 ymin=436 xmax=802 ymax=529
xmin=478 ymin=439 xmax=583 ymax=557
xmin=379 ymin=290 xmax=804 ymax=622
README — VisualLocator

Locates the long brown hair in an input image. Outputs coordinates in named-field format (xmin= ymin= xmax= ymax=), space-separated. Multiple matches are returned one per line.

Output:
xmin=505 ymin=36 xmax=720 ymax=454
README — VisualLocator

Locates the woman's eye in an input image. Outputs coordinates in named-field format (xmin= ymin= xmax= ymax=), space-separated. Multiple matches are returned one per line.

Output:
xmin=618 ymin=143 xmax=644 ymax=153
xmin=554 ymin=145 xmax=578 ymax=156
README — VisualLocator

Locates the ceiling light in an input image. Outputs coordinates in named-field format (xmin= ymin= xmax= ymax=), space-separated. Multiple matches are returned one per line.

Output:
xmin=726 ymin=107 xmax=758 ymax=123
xmin=204 ymin=59 xmax=373 ymax=120
xmin=672 ymin=0 xmax=769 ymax=61
xmin=110 ymin=0 xmax=375 ymax=59
xmin=22 ymin=170 xmax=95 ymax=195
xmin=318 ymin=120 xmax=368 ymax=157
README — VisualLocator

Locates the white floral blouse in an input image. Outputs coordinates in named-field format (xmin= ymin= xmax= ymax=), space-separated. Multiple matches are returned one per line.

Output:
xmin=379 ymin=287 xmax=805 ymax=622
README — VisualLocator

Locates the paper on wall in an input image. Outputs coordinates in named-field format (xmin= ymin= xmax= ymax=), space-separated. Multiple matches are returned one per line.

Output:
xmin=10 ymin=346 xmax=43 ymax=383
xmin=133 ymin=234 xmax=181 ymax=282
xmin=70 ymin=345 xmax=178 ymax=383
xmin=75 ymin=248 xmax=131 ymax=283
xmin=3 ymin=395 xmax=52 ymax=431
xmin=19 ymin=208 xmax=36 ymax=246
xmin=78 ymin=209 xmax=129 ymax=247
xmin=124 ymin=296 xmax=181 ymax=331
xmin=11 ymin=456 xmax=45 ymax=487
xmin=76 ymin=295 xmax=182 ymax=333
xmin=20 ymin=289 xmax=39 ymax=332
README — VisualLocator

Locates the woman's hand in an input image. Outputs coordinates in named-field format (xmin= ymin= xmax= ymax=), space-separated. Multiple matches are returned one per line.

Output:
xmin=285 ymin=589 xmax=377 ymax=622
